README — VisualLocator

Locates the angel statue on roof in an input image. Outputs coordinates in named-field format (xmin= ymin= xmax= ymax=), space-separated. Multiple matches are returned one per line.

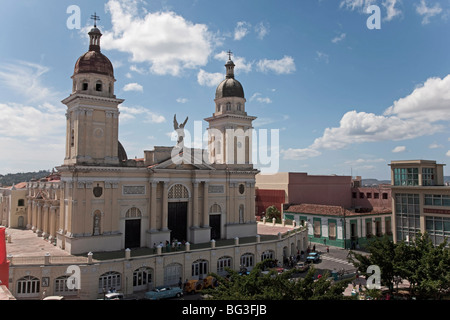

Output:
xmin=173 ymin=114 xmax=188 ymax=147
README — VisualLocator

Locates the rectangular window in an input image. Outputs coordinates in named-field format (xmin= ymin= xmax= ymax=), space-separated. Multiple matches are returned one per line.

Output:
xmin=328 ymin=222 xmax=336 ymax=240
xmin=395 ymin=193 xmax=421 ymax=243
xmin=374 ymin=193 xmax=379 ymax=199
xmin=367 ymin=193 xmax=372 ymax=199
xmin=394 ymin=168 xmax=419 ymax=186
xmin=422 ymin=168 xmax=435 ymax=186
xmin=426 ymin=216 xmax=450 ymax=247
xmin=314 ymin=220 xmax=321 ymax=238
xmin=385 ymin=219 xmax=392 ymax=235
xmin=352 ymin=192 xmax=357 ymax=199
xmin=366 ymin=221 xmax=372 ymax=237
xmin=424 ymin=194 xmax=450 ymax=207
xmin=382 ymin=193 xmax=388 ymax=200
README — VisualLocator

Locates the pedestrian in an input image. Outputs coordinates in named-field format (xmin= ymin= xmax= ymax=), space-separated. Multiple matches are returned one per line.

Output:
xmin=178 ymin=277 xmax=182 ymax=289
xmin=313 ymin=244 xmax=316 ymax=252
xmin=326 ymin=246 xmax=329 ymax=253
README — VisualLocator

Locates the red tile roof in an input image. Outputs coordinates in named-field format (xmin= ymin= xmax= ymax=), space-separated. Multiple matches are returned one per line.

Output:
xmin=285 ymin=203 xmax=391 ymax=217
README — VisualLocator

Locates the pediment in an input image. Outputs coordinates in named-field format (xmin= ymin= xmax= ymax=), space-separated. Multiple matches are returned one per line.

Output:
xmin=153 ymin=148 xmax=215 ymax=171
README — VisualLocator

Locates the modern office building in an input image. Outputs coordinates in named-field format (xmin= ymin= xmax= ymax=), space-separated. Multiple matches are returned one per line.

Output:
xmin=390 ymin=160 xmax=450 ymax=246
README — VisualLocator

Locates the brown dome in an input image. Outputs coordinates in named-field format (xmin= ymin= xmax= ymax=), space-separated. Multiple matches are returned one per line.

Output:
xmin=73 ymin=50 xmax=114 ymax=77
xmin=215 ymin=78 xmax=245 ymax=99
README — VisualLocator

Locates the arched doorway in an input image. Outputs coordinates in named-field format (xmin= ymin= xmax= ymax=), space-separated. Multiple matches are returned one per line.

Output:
xmin=133 ymin=267 xmax=153 ymax=292
xmin=168 ymin=184 xmax=189 ymax=242
xmin=125 ymin=207 xmax=141 ymax=249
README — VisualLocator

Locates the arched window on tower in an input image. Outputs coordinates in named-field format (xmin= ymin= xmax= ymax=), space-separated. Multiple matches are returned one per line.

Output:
xmin=82 ymin=81 xmax=88 ymax=91
xmin=237 ymin=103 xmax=241 ymax=111
xmin=226 ymin=102 xmax=231 ymax=111
xmin=96 ymin=81 xmax=103 ymax=92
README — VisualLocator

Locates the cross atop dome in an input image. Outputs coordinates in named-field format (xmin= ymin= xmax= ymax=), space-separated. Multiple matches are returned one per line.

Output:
xmin=227 ymin=50 xmax=233 ymax=61
xmin=91 ymin=12 xmax=100 ymax=28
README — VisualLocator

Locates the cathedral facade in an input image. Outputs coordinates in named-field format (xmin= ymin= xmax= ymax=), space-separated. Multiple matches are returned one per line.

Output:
xmin=53 ymin=25 xmax=258 ymax=255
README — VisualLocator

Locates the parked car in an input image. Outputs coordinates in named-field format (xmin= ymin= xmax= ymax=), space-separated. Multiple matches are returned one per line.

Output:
xmin=184 ymin=276 xmax=218 ymax=294
xmin=306 ymin=252 xmax=320 ymax=263
xmin=144 ymin=286 xmax=184 ymax=300
xmin=295 ymin=262 xmax=309 ymax=272
xmin=104 ymin=292 xmax=124 ymax=300
xmin=43 ymin=296 xmax=65 ymax=300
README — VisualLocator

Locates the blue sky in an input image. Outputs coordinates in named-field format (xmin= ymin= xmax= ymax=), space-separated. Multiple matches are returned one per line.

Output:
xmin=1 ymin=0 xmax=450 ymax=179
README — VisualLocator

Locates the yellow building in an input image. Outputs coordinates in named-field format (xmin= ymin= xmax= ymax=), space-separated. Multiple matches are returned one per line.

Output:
xmin=0 ymin=183 xmax=28 ymax=229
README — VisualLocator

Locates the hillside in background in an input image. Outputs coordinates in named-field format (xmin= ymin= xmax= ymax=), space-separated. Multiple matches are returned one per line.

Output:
xmin=362 ymin=177 xmax=450 ymax=186
xmin=0 ymin=170 xmax=51 ymax=187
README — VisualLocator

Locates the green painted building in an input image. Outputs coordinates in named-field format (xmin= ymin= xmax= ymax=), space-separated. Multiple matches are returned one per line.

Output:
xmin=284 ymin=204 xmax=392 ymax=249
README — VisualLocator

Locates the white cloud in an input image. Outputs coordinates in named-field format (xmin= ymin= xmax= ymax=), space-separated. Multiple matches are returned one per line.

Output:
xmin=382 ymin=0 xmax=402 ymax=21
xmin=345 ymin=158 xmax=386 ymax=165
xmin=429 ymin=142 xmax=443 ymax=149
xmin=281 ymin=148 xmax=322 ymax=161
xmin=102 ymin=0 xmax=216 ymax=76
xmin=176 ymin=98 xmax=188 ymax=104
xmin=0 ymin=102 xmax=65 ymax=139
xmin=416 ymin=0 xmax=442 ymax=25
xmin=250 ymin=93 xmax=272 ymax=104
xmin=255 ymin=22 xmax=269 ymax=40
xmin=0 ymin=61 xmax=59 ymax=103
xmin=384 ymin=75 xmax=450 ymax=122
xmin=234 ymin=21 xmax=251 ymax=40
xmin=332 ymin=33 xmax=346 ymax=43
xmin=287 ymin=74 xmax=450 ymax=160
xmin=447 ymin=150 xmax=450 ymax=157
xmin=340 ymin=0 xmax=401 ymax=21
xmin=392 ymin=146 xmax=406 ymax=153
xmin=316 ymin=51 xmax=330 ymax=64
xmin=123 ymin=82 xmax=143 ymax=92
xmin=256 ymin=56 xmax=296 ymax=75
xmin=119 ymin=105 xmax=165 ymax=124
xmin=197 ymin=69 xmax=223 ymax=87
xmin=340 ymin=0 xmax=377 ymax=11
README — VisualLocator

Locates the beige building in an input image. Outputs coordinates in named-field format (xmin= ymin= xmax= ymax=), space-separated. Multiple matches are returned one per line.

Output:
xmin=5 ymin=24 xmax=310 ymax=301
xmin=24 ymin=25 xmax=259 ymax=255
xmin=390 ymin=160 xmax=450 ymax=245
xmin=0 ymin=183 xmax=28 ymax=229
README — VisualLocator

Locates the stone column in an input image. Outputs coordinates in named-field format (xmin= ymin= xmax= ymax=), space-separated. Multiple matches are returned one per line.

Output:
xmin=26 ymin=199 xmax=32 ymax=229
xmin=161 ymin=181 xmax=168 ymax=231
xmin=36 ymin=202 xmax=43 ymax=237
xmin=192 ymin=182 xmax=199 ymax=228
xmin=42 ymin=204 xmax=49 ymax=239
xmin=150 ymin=181 xmax=158 ymax=231
xmin=203 ymin=182 xmax=209 ymax=227
xmin=31 ymin=201 xmax=37 ymax=232
xmin=49 ymin=206 xmax=57 ymax=242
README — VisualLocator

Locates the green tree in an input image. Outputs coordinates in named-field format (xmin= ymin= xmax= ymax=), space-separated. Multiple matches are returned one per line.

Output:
xmin=349 ymin=232 xmax=450 ymax=299
xmin=348 ymin=235 xmax=396 ymax=293
xmin=204 ymin=259 xmax=354 ymax=300
xmin=265 ymin=206 xmax=281 ymax=224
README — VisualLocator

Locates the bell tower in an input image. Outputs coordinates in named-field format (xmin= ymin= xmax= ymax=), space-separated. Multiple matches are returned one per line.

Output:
xmin=205 ymin=51 xmax=256 ymax=166
xmin=62 ymin=21 xmax=124 ymax=166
